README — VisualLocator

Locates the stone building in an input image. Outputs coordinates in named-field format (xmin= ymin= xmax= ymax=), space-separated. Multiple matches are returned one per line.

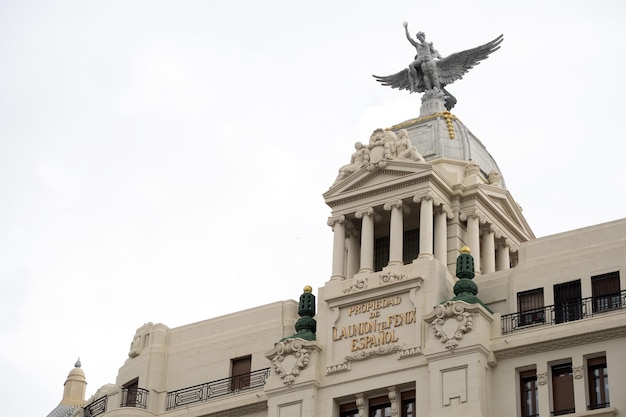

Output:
xmin=47 ymin=93 xmax=625 ymax=417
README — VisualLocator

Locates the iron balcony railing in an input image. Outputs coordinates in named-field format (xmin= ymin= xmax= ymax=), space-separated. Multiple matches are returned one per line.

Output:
xmin=121 ymin=387 xmax=149 ymax=408
xmin=84 ymin=396 xmax=107 ymax=417
xmin=166 ymin=368 xmax=271 ymax=411
xmin=501 ymin=290 xmax=626 ymax=335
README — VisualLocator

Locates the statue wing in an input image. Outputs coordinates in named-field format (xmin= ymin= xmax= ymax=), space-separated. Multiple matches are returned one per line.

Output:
xmin=373 ymin=68 xmax=422 ymax=92
xmin=436 ymin=35 xmax=503 ymax=86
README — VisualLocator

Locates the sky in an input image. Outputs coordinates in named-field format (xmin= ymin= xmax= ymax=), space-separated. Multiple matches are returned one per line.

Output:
xmin=1 ymin=1 xmax=625 ymax=416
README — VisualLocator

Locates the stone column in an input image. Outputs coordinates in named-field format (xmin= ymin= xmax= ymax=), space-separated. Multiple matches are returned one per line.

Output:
xmin=328 ymin=216 xmax=346 ymax=281
xmin=346 ymin=229 xmax=360 ymax=279
xmin=384 ymin=200 xmax=404 ymax=267
xmin=482 ymin=227 xmax=495 ymax=274
xmin=466 ymin=214 xmax=481 ymax=274
xmin=434 ymin=207 xmax=448 ymax=266
xmin=496 ymin=242 xmax=510 ymax=271
xmin=417 ymin=196 xmax=433 ymax=257
xmin=356 ymin=208 xmax=375 ymax=273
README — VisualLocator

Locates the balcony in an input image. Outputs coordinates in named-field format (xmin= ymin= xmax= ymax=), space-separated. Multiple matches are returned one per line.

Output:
xmin=120 ymin=387 xmax=149 ymax=408
xmin=84 ymin=396 xmax=107 ymax=417
xmin=166 ymin=368 xmax=271 ymax=411
xmin=501 ymin=290 xmax=626 ymax=335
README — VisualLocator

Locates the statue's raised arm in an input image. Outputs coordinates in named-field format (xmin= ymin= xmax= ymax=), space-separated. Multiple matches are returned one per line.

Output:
xmin=373 ymin=23 xmax=503 ymax=110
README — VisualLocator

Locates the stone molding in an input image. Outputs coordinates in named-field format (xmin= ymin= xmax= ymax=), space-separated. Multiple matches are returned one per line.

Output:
xmin=200 ymin=401 xmax=267 ymax=417
xmin=326 ymin=344 xmax=403 ymax=375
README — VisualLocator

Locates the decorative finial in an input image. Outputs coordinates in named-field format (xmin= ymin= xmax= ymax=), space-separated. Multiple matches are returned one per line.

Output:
xmin=280 ymin=285 xmax=317 ymax=342
xmin=460 ymin=246 xmax=471 ymax=254
xmin=450 ymin=247 xmax=492 ymax=313
xmin=75 ymin=357 xmax=81 ymax=368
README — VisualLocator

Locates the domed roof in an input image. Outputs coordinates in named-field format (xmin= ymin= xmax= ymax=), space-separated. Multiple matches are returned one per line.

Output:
xmin=389 ymin=106 xmax=506 ymax=188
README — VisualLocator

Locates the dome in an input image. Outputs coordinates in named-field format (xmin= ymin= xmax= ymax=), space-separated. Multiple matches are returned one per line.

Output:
xmin=388 ymin=102 xmax=506 ymax=188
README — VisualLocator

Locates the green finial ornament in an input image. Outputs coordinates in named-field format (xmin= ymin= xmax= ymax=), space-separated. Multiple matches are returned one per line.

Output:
xmin=450 ymin=246 xmax=492 ymax=313
xmin=282 ymin=286 xmax=317 ymax=341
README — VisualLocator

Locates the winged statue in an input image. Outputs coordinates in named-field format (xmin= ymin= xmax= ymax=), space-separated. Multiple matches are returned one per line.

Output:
xmin=373 ymin=22 xmax=503 ymax=110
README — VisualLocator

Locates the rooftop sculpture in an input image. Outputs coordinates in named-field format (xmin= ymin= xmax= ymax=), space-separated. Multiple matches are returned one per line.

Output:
xmin=373 ymin=22 xmax=503 ymax=110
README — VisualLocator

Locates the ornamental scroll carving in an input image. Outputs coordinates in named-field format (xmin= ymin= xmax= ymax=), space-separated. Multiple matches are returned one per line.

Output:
xmin=266 ymin=339 xmax=320 ymax=386
xmin=426 ymin=301 xmax=473 ymax=351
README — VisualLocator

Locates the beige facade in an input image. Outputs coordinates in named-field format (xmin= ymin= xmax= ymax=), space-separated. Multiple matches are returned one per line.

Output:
xmin=48 ymin=94 xmax=625 ymax=417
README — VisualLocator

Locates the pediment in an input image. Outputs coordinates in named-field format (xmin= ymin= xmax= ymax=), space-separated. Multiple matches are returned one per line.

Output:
xmin=324 ymin=161 xmax=432 ymax=202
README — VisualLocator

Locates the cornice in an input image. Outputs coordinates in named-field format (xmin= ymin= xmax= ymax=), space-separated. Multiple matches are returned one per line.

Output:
xmin=199 ymin=401 xmax=267 ymax=417
xmin=493 ymin=326 xmax=626 ymax=360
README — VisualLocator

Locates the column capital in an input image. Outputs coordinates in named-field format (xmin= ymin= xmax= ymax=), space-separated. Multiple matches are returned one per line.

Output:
xmin=327 ymin=215 xmax=346 ymax=227
xmin=459 ymin=209 xmax=484 ymax=222
xmin=355 ymin=207 xmax=374 ymax=219
xmin=413 ymin=192 xmax=434 ymax=203
xmin=383 ymin=199 xmax=403 ymax=211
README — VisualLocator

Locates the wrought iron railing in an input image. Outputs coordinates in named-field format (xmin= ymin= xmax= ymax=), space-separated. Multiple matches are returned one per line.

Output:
xmin=121 ymin=387 xmax=149 ymax=408
xmin=166 ymin=368 xmax=271 ymax=411
xmin=84 ymin=396 xmax=107 ymax=417
xmin=501 ymin=290 xmax=626 ymax=335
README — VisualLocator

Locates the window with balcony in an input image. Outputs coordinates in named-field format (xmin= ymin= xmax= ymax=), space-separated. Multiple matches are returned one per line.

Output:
xmin=520 ymin=369 xmax=539 ymax=417
xmin=552 ymin=363 xmax=575 ymax=415
xmin=518 ymin=288 xmax=545 ymax=327
xmin=231 ymin=355 xmax=251 ymax=391
xmin=588 ymin=356 xmax=610 ymax=410
xmin=554 ymin=280 xmax=582 ymax=324
xmin=591 ymin=272 xmax=621 ymax=312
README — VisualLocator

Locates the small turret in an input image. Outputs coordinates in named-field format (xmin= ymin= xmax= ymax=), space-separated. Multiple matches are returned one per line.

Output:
xmin=61 ymin=358 xmax=87 ymax=406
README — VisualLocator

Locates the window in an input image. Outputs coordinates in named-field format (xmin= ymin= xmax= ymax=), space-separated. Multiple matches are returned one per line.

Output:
xmin=231 ymin=356 xmax=251 ymax=391
xmin=402 ymin=228 xmax=419 ymax=264
xmin=374 ymin=235 xmax=390 ymax=272
xmin=554 ymin=280 xmax=582 ymax=324
xmin=401 ymin=390 xmax=416 ymax=417
xmin=552 ymin=363 xmax=575 ymax=415
xmin=520 ymin=369 xmax=538 ymax=417
xmin=517 ymin=288 xmax=545 ymax=326
xmin=340 ymin=402 xmax=358 ymax=417
xmin=122 ymin=378 xmax=139 ymax=408
xmin=591 ymin=272 xmax=621 ymax=312
xmin=588 ymin=356 xmax=610 ymax=410
xmin=369 ymin=395 xmax=391 ymax=417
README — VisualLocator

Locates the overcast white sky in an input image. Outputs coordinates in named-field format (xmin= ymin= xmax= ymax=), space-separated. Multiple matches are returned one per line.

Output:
xmin=1 ymin=1 xmax=625 ymax=416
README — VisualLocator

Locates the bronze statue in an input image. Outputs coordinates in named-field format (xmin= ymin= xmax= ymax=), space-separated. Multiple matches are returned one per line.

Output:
xmin=374 ymin=22 xmax=503 ymax=110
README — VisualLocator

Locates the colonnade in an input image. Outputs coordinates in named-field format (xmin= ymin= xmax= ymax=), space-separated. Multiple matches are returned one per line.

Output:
xmin=329 ymin=199 xmax=514 ymax=281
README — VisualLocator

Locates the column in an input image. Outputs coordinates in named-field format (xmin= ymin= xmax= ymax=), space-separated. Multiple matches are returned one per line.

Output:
xmin=434 ymin=207 xmax=448 ymax=266
xmin=346 ymin=229 xmax=360 ymax=279
xmin=356 ymin=208 xmax=374 ymax=273
xmin=418 ymin=197 xmax=433 ymax=257
xmin=466 ymin=214 xmax=481 ymax=273
xmin=384 ymin=200 xmax=404 ymax=267
xmin=496 ymin=243 xmax=510 ymax=271
xmin=482 ymin=227 xmax=495 ymax=274
xmin=328 ymin=216 xmax=346 ymax=281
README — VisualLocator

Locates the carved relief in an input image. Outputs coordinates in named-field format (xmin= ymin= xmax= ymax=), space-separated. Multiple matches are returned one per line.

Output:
xmin=326 ymin=344 xmax=402 ymax=375
xmin=266 ymin=339 xmax=319 ymax=386
xmin=379 ymin=272 xmax=406 ymax=285
xmin=537 ymin=372 xmax=547 ymax=386
xmin=343 ymin=278 xmax=368 ymax=294
xmin=573 ymin=366 xmax=583 ymax=379
xmin=129 ymin=322 xmax=153 ymax=358
xmin=426 ymin=302 xmax=473 ymax=351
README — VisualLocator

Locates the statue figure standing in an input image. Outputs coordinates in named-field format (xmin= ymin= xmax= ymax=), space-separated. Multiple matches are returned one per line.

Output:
xmin=403 ymin=22 xmax=442 ymax=92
